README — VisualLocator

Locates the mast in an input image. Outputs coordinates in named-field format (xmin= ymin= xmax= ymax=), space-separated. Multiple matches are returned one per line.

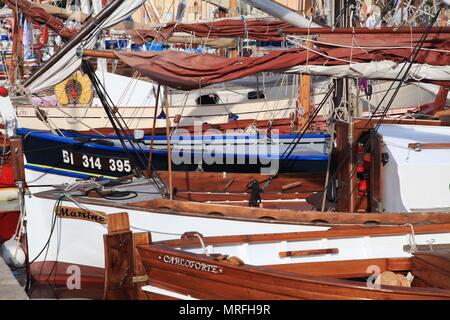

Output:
xmin=229 ymin=0 xmax=239 ymax=58
xmin=241 ymin=0 xmax=321 ymax=28
xmin=163 ymin=85 xmax=173 ymax=200
xmin=229 ymin=0 xmax=238 ymax=16
xmin=297 ymin=37 xmax=312 ymax=131
xmin=10 ymin=8 xmax=19 ymax=84
xmin=147 ymin=84 xmax=160 ymax=175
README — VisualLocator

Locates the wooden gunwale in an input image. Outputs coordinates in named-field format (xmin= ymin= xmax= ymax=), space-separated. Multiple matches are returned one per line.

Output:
xmin=35 ymin=188 xmax=450 ymax=226
xmin=155 ymin=223 xmax=450 ymax=248
xmin=134 ymin=199 xmax=450 ymax=225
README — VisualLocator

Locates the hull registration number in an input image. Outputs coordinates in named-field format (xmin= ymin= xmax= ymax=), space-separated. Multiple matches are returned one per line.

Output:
xmin=62 ymin=149 xmax=132 ymax=173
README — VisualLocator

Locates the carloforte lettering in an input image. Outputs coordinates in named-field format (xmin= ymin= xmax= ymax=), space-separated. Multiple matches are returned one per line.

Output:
xmin=159 ymin=255 xmax=223 ymax=274
xmin=56 ymin=206 xmax=108 ymax=224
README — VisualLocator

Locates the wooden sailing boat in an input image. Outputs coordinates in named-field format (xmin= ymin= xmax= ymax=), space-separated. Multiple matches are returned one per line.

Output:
xmin=6 ymin=0 xmax=446 ymax=132
xmin=103 ymin=212 xmax=450 ymax=300
xmin=18 ymin=112 xmax=450 ymax=299
xmin=2 ymin=0 xmax=449 ymax=300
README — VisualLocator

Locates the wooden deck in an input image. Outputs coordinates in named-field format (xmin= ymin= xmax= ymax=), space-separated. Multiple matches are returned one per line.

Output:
xmin=0 ymin=255 xmax=28 ymax=300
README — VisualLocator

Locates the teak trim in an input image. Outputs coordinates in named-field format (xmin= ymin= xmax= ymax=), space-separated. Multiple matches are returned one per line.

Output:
xmin=408 ymin=143 xmax=450 ymax=151
xmin=156 ymin=223 xmax=450 ymax=248
xmin=279 ymin=248 xmax=339 ymax=258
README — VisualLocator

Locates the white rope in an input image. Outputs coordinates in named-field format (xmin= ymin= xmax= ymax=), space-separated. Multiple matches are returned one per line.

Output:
xmin=63 ymin=179 xmax=103 ymax=192
xmin=287 ymin=35 xmax=450 ymax=54
xmin=193 ymin=233 xmax=210 ymax=256
xmin=405 ymin=223 xmax=418 ymax=253
xmin=286 ymin=37 xmax=352 ymax=64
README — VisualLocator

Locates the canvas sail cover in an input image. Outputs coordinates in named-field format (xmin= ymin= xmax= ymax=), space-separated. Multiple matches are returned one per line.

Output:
xmin=128 ymin=20 xmax=449 ymax=43
xmin=4 ymin=0 xmax=78 ymax=39
xmin=128 ymin=19 xmax=302 ymax=43
xmin=24 ymin=0 xmax=146 ymax=94
xmin=114 ymin=40 xmax=450 ymax=90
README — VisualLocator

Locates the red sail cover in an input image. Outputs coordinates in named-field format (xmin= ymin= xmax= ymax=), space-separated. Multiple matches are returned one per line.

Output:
xmin=129 ymin=19 xmax=297 ymax=43
xmin=4 ymin=0 xmax=78 ymax=40
xmin=129 ymin=18 xmax=450 ymax=44
xmin=115 ymin=40 xmax=450 ymax=90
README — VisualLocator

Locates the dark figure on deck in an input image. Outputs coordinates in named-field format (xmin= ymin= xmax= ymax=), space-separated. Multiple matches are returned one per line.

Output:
xmin=247 ymin=180 xmax=263 ymax=207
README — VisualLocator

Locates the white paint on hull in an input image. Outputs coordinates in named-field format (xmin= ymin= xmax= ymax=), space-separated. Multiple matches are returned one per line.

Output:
xmin=379 ymin=124 xmax=450 ymax=212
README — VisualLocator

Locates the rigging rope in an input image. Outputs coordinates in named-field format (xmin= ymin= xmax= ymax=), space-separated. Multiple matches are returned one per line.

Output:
xmin=318 ymin=6 xmax=444 ymax=203
xmin=81 ymin=60 xmax=166 ymax=193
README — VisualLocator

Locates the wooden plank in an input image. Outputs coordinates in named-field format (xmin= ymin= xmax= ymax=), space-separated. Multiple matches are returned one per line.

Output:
xmin=412 ymin=255 xmax=450 ymax=290
xmin=157 ymin=171 xmax=325 ymax=193
xmin=281 ymin=181 xmax=303 ymax=190
xmin=264 ymin=258 xmax=411 ymax=279
xmin=132 ymin=198 xmax=450 ymax=226
xmin=157 ymin=223 xmax=450 ymax=249
xmin=107 ymin=212 xmax=130 ymax=234
xmin=408 ymin=143 xmax=450 ymax=151
xmin=413 ymin=250 xmax=450 ymax=274
xmin=175 ymin=191 xmax=313 ymax=202
xmin=103 ymin=212 xmax=134 ymax=300
xmin=279 ymin=248 xmax=339 ymax=258
xmin=335 ymin=120 xmax=351 ymax=212
xmin=9 ymin=137 xmax=25 ymax=182
xmin=133 ymin=232 xmax=151 ymax=300
xmin=353 ymin=118 xmax=449 ymax=129
xmin=103 ymin=232 xmax=134 ymax=300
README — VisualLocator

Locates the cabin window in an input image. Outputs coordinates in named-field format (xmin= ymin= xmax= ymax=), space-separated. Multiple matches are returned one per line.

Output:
xmin=196 ymin=94 xmax=220 ymax=105
xmin=247 ymin=91 xmax=265 ymax=100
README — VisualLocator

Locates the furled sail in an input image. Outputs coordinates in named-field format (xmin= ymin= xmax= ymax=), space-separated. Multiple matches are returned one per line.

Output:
xmin=129 ymin=20 xmax=449 ymax=44
xmin=24 ymin=0 xmax=146 ymax=94
xmin=4 ymin=0 xmax=78 ymax=39
xmin=128 ymin=19 xmax=304 ymax=43
xmin=112 ymin=39 xmax=450 ymax=90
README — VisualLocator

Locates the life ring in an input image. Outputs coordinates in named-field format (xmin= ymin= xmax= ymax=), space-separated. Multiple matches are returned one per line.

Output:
xmin=54 ymin=71 xmax=93 ymax=106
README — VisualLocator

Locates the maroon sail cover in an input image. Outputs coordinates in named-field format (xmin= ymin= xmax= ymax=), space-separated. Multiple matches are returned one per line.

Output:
xmin=115 ymin=41 xmax=450 ymax=90
xmin=5 ymin=0 xmax=78 ymax=39
xmin=129 ymin=19 xmax=298 ymax=43
xmin=129 ymin=18 xmax=450 ymax=45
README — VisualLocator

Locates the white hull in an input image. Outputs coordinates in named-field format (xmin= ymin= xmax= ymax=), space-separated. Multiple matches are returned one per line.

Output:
xmin=24 ymin=179 xmax=326 ymax=269
xmin=380 ymin=124 xmax=450 ymax=212
xmin=25 ymin=186 xmax=450 ymax=272
xmin=16 ymin=72 xmax=440 ymax=131
xmin=24 ymin=161 xmax=450 ymax=274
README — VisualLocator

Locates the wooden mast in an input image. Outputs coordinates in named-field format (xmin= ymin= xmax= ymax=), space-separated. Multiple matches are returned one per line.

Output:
xmin=229 ymin=0 xmax=238 ymax=58
xmin=441 ymin=6 xmax=447 ymax=27
xmin=147 ymin=84 xmax=161 ymax=175
xmin=10 ymin=8 xmax=22 ymax=85
xmin=163 ymin=85 xmax=173 ymax=200
xmin=297 ymin=37 xmax=313 ymax=131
